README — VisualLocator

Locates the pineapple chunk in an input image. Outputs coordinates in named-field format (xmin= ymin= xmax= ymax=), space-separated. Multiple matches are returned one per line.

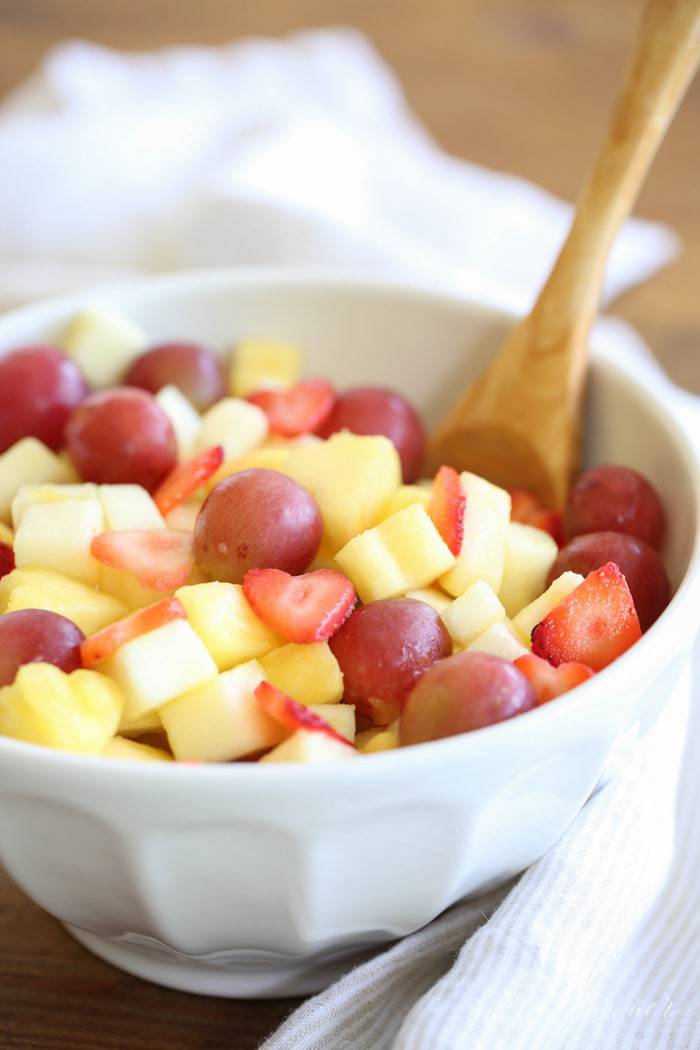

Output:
xmin=14 ymin=498 xmax=104 ymax=584
xmin=155 ymin=385 xmax=201 ymax=459
xmin=285 ymin=432 xmax=401 ymax=555
xmin=119 ymin=707 xmax=163 ymax=737
xmin=0 ymin=522 xmax=12 ymax=545
xmin=196 ymin=398 xmax=268 ymax=461
xmin=467 ymin=621 xmax=528 ymax=661
xmin=102 ymin=619 xmax=217 ymax=721
xmin=0 ymin=567 xmax=128 ymax=634
xmin=442 ymin=581 xmax=506 ymax=648
xmin=307 ymin=703 xmax=355 ymax=742
xmin=99 ymin=485 xmax=165 ymax=531
xmin=99 ymin=565 xmax=169 ymax=610
xmin=336 ymin=503 xmax=455 ymax=604
xmin=12 ymin=482 xmax=98 ymax=529
xmin=159 ymin=659 xmax=285 ymax=762
xmin=404 ymin=588 xmax=452 ymax=615
xmin=164 ymin=502 xmax=201 ymax=532
xmin=0 ymin=438 xmax=76 ymax=522
xmin=260 ymin=728 xmax=357 ymax=764
xmin=440 ymin=473 xmax=511 ymax=597
xmin=61 ymin=307 xmax=146 ymax=388
xmin=261 ymin=642 xmax=343 ymax=705
xmin=206 ymin=446 xmax=290 ymax=492
xmin=511 ymin=571 xmax=585 ymax=646
xmin=379 ymin=485 xmax=432 ymax=521
xmin=356 ymin=719 xmax=400 ymax=754
xmin=0 ymin=663 xmax=123 ymax=754
xmin=102 ymin=736 xmax=172 ymax=762
xmin=230 ymin=340 xmax=301 ymax=397
xmin=498 ymin=522 xmax=559 ymax=618
xmin=176 ymin=581 xmax=281 ymax=671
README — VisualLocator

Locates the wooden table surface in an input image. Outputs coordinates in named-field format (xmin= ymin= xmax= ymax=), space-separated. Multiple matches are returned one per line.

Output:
xmin=0 ymin=1 xmax=698 ymax=1047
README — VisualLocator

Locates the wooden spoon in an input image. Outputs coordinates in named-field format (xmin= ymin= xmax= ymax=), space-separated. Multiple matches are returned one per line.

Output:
xmin=429 ymin=0 xmax=700 ymax=510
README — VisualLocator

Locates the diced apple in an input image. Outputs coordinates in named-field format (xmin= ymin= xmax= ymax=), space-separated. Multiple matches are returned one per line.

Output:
xmin=261 ymin=642 xmax=343 ymax=705
xmin=102 ymin=736 xmax=172 ymax=762
xmin=260 ymin=728 xmax=358 ymax=764
xmin=0 ymin=438 xmax=76 ymax=523
xmin=336 ymin=503 xmax=455 ymax=604
xmin=442 ymin=580 xmax=506 ymax=648
xmin=467 ymin=621 xmax=528 ymax=661
xmin=155 ymin=385 xmax=201 ymax=459
xmin=61 ymin=307 xmax=146 ymax=388
xmin=379 ymin=485 xmax=432 ymax=521
xmin=511 ymin=571 xmax=585 ymax=646
xmin=14 ymin=498 xmax=104 ymax=584
xmin=0 ymin=663 xmax=124 ymax=754
xmin=498 ymin=522 xmax=559 ymax=618
xmin=11 ymin=482 xmax=98 ymax=529
xmin=119 ymin=707 xmax=163 ymax=737
xmin=440 ymin=473 xmax=511 ymax=597
xmin=0 ymin=567 xmax=128 ymax=634
xmin=196 ymin=398 xmax=268 ymax=462
xmin=285 ymin=432 xmax=402 ymax=555
xmin=230 ymin=340 xmax=301 ymax=398
xmin=102 ymin=618 xmax=217 ymax=720
xmin=159 ymin=659 xmax=285 ymax=762
xmin=404 ymin=588 xmax=452 ymax=615
xmin=176 ymin=581 xmax=282 ymax=671
xmin=99 ymin=485 xmax=165 ymax=531
xmin=355 ymin=719 xmax=400 ymax=754
xmin=306 ymin=703 xmax=355 ymax=742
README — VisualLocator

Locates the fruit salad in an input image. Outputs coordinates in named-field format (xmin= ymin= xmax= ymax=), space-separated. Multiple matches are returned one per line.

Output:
xmin=0 ymin=308 xmax=671 ymax=764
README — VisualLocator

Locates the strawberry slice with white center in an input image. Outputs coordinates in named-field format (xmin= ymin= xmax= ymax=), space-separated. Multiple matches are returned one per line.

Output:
xmin=429 ymin=465 xmax=465 ymax=555
xmin=92 ymin=529 xmax=194 ymax=591
xmin=514 ymin=652 xmax=594 ymax=704
xmin=247 ymin=379 xmax=336 ymax=436
xmin=81 ymin=596 xmax=187 ymax=668
xmin=154 ymin=445 xmax=224 ymax=517
xmin=243 ymin=568 xmax=356 ymax=644
xmin=510 ymin=488 xmax=563 ymax=546
xmin=255 ymin=681 xmax=354 ymax=747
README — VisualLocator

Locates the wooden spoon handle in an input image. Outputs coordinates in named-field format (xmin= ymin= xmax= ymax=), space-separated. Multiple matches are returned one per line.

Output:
xmin=532 ymin=0 xmax=700 ymax=352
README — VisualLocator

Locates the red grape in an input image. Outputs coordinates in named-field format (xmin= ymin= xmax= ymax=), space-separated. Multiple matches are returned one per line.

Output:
xmin=565 ymin=465 xmax=665 ymax=549
xmin=400 ymin=651 xmax=536 ymax=745
xmin=0 ymin=346 xmax=89 ymax=453
xmin=0 ymin=543 xmax=15 ymax=579
xmin=0 ymin=609 xmax=85 ymax=687
xmin=329 ymin=598 xmax=452 ymax=724
xmin=547 ymin=531 xmax=670 ymax=631
xmin=125 ymin=342 xmax=224 ymax=411
xmin=66 ymin=388 xmax=177 ymax=492
xmin=194 ymin=469 xmax=322 ymax=584
xmin=317 ymin=387 xmax=425 ymax=482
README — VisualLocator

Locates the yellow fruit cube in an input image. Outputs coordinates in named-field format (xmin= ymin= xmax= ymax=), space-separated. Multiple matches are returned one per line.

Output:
xmin=99 ymin=485 xmax=165 ymax=531
xmin=206 ymin=446 xmax=290 ymax=492
xmin=14 ymin=497 xmax=104 ymax=584
xmin=61 ymin=307 xmax=146 ymax=388
xmin=285 ymin=432 xmax=401 ymax=555
xmin=176 ymin=581 xmax=282 ymax=671
xmin=355 ymin=720 xmax=400 ymax=753
xmin=12 ymin=482 xmax=98 ymax=529
xmin=498 ymin=522 xmax=559 ymax=618
xmin=260 ymin=728 xmax=358 ymax=764
xmin=119 ymin=707 xmax=163 ymax=737
xmin=440 ymin=473 xmax=511 ymax=597
xmin=0 ymin=567 xmax=128 ymax=635
xmin=0 ymin=663 xmax=124 ymax=754
xmin=99 ymin=565 xmax=169 ymax=610
xmin=0 ymin=438 xmax=76 ymax=522
xmin=102 ymin=736 xmax=172 ymax=762
xmin=442 ymin=581 xmax=506 ymax=648
xmin=336 ymin=503 xmax=455 ymax=604
xmin=261 ymin=642 xmax=343 ymax=705
xmin=466 ymin=621 xmax=528 ymax=661
xmin=230 ymin=340 xmax=301 ymax=397
xmin=511 ymin=571 xmax=585 ymax=646
xmin=306 ymin=703 xmax=356 ymax=742
xmin=197 ymin=398 xmax=268 ymax=461
xmin=155 ymin=385 xmax=201 ymax=459
xmin=160 ymin=660 xmax=285 ymax=762
xmin=0 ymin=522 xmax=12 ymax=545
xmin=379 ymin=485 xmax=431 ymax=521
xmin=102 ymin=618 xmax=218 ymax=721
xmin=164 ymin=501 xmax=201 ymax=532
xmin=404 ymin=588 xmax=452 ymax=615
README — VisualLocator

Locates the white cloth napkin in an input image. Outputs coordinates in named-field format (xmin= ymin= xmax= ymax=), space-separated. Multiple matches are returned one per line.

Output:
xmin=0 ymin=29 xmax=698 ymax=1050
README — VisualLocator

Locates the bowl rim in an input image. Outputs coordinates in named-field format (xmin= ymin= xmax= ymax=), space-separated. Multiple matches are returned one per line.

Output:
xmin=0 ymin=266 xmax=698 ymax=783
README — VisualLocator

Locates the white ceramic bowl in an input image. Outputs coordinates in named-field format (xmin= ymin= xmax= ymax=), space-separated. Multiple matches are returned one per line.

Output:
xmin=0 ymin=270 xmax=698 ymax=998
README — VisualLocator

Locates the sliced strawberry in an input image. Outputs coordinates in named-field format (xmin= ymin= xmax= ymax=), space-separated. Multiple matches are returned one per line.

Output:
xmin=510 ymin=488 xmax=563 ymax=546
xmin=0 ymin=542 xmax=15 ymax=580
xmin=80 ymin=596 xmax=187 ymax=668
xmin=430 ymin=465 xmax=465 ymax=555
xmin=255 ymin=681 xmax=353 ymax=747
xmin=91 ymin=530 xmax=194 ymax=591
xmin=243 ymin=568 xmax=356 ymax=643
xmin=154 ymin=445 xmax=224 ymax=517
xmin=514 ymin=652 xmax=595 ymax=705
xmin=531 ymin=561 xmax=641 ymax=671
xmin=248 ymin=379 xmax=336 ymax=436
